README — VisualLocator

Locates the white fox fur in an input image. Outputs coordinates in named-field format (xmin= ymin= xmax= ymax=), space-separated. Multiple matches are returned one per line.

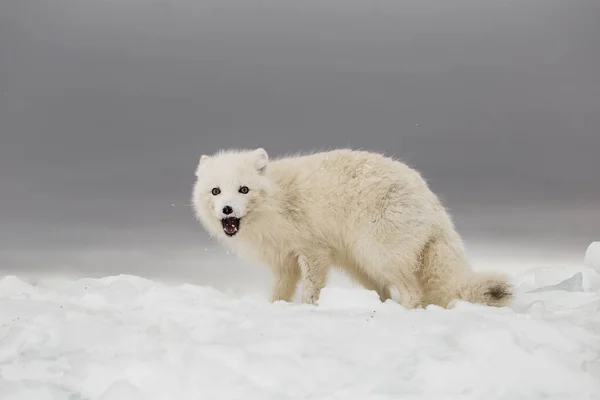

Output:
xmin=192 ymin=148 xmax=512 ymax=309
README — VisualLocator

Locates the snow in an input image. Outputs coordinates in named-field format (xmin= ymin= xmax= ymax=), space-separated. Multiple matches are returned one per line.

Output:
xmin=1 ymin=262 xmax=600 ymax=399
xmin=585 ymin=241 xmax=600 ymax=270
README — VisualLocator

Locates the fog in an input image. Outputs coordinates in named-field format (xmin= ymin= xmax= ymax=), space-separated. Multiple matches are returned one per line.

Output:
xmin=1 ymin=0 xmax=598 ymax=287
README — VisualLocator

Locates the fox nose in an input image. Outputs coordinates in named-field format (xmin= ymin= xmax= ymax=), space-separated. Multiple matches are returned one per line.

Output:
xmin=222 ymin=205 xmax=233 ymax=215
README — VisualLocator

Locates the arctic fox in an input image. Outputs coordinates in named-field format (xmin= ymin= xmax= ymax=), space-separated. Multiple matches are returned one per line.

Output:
xmin=192 ymin=148 xmax=512 ymax=309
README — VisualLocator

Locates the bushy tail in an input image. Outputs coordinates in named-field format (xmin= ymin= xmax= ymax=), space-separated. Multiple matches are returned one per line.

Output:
xmin=452 ymin=272 xmax=513 ymax=307
xmin=418 ymin=235 xmax=513 ymax=308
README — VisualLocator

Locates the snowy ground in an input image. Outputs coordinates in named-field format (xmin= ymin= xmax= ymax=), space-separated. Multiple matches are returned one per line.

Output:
xmin=1 ymin=253 xmax=600 ymax=399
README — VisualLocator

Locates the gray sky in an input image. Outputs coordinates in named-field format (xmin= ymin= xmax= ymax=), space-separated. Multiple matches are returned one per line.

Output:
xmin=0 ymin=1 xmax=599 ymax=278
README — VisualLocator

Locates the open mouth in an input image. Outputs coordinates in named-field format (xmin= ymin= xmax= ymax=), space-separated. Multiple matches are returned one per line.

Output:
xmin=221 ymin=217 xmax=241 ymax=236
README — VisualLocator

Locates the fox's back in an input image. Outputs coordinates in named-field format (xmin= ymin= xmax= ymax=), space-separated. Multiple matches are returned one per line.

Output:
xmin=265 ymin=149 xmax=444 ymax=240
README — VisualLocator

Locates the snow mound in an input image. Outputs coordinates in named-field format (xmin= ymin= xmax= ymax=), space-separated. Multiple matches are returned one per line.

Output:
xmin=585 ymin=242 xmax=600 ymax=270
xmin=1 ymin=272 xmax=599 ymax=400
xmin=528 ymin=272 xmax=584 ymax=293
xmin=513 ymin=263 xmax=600 ymax=293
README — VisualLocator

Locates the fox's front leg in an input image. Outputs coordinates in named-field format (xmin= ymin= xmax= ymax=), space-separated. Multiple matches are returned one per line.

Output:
xmin=270 ymin=257 xmax=301 ymax=302
xmin=297 ymin=252 xmax=330 ymax=305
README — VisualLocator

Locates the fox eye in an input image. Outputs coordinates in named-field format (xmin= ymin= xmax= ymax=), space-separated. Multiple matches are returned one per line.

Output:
xmin=211 ymin=187 xmax=221 ymax=196
xmin=239 ymin=186 xmax=249 ymax=194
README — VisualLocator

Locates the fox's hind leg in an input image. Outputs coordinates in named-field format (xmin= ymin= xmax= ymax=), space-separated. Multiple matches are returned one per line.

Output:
xmin=395 ymin=271 xmax=424 ymax=309
xmin=343 ymin=263 xmax=391 ymax=302
xmin=352 ymin=235 xmax=423 ymax=308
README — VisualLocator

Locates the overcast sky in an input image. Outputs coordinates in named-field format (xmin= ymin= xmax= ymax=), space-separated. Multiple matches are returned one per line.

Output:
xmin=0 ymin=1 xmax=598 ymax=277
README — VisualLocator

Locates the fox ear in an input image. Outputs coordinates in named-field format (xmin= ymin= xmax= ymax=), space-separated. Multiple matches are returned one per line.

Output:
xmin=195 ymin=155 xmax=209 ymax=176
xmin=253 ymin=148 xmax=268 ymax=173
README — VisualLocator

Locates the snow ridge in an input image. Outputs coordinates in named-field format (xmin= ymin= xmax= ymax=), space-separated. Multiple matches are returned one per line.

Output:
xmin=1 ymin=266 xmax=599 ymax=400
